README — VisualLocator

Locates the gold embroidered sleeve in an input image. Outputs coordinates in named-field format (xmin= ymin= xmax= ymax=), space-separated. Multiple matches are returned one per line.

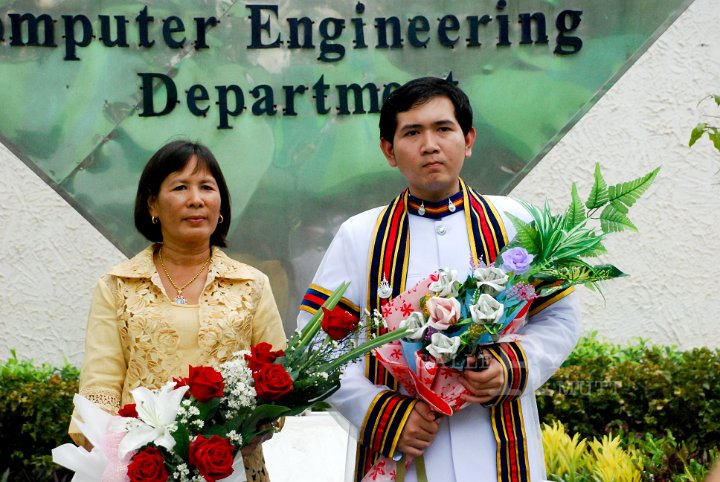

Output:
xmin=69 ymin=277 xmax=126 ymax=441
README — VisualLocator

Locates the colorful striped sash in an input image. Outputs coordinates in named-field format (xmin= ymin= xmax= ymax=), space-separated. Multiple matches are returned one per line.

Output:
xmin=357 ymin=179 xmax=530 ymax=482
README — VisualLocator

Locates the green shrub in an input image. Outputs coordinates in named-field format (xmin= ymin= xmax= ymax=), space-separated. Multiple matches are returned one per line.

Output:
xmin=0 ymin=350 xmax=78 ymax=481
xmin=2 ymin=336 xmax=719 ymax=480
xmin=538 ymin=333 xmax=720 ymax=479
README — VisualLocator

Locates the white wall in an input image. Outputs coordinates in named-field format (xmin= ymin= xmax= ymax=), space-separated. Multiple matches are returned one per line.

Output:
xmin=0 ymin=143 xmax=126 ymax=366
xmin=1 ymin=0 xmax=718 ymax=368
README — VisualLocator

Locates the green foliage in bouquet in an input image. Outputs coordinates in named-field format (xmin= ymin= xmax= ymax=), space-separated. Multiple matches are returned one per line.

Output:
xmin=537 ymin=334 xmax=720 ymax=479
xmin=0 ymin=350 xmax=77 ymax=481
xmin=503 ymin=163 xmax=659 ymax=297
xmin=268 ymin=281 xmax=410 ymax=410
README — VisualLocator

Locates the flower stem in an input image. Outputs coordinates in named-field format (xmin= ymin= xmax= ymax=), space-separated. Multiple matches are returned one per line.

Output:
xmin=317 ymin=327 xmax=410 ymax=374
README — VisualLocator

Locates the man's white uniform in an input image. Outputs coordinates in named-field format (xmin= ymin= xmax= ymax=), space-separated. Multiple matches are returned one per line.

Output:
xmin=298 ymin=190 xmax=581 ymax=482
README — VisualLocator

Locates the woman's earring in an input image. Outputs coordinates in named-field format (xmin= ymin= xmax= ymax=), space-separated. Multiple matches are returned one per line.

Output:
xmin=151 ymin=216 xmax=158 ymax=224
xmin=218 ymin=215 xmax=224 ymax=224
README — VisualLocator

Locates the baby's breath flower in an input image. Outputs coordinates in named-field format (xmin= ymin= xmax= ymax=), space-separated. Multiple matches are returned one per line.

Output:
xmin=173 ymin=463 xmax=190 ymax=480
xmin=227 ymin=430 xmax=243 ymax=446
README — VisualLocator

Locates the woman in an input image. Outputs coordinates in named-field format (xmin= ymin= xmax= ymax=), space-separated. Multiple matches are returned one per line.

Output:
xmin=70 ymin=140 xmax=286 ymax=481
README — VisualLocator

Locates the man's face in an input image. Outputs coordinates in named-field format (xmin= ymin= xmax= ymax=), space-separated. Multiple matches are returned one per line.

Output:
xmin=381 ymin=96 xmax=476 ymax=202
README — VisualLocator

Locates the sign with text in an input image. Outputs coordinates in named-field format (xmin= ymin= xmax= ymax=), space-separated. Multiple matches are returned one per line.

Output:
xmin=0 ymin=0 xmax=692 ymax=321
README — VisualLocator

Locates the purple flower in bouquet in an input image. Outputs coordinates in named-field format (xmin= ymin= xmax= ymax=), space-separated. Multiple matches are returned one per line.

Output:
xmin=501 ymin=247 xmax=534 ymax=274
xmin=505 ymin=281 xmax=538 ymax=302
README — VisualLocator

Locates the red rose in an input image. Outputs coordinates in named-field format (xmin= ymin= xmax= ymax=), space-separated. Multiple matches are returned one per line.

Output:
xmin=187 ymin=365 xmax=224 ymax=402
xmin=253 ymin=363 xmax=294 ymax=401
xmin=321 ymin=306 xmax=359 ymax=341
xmin=173 ymin=375 xmax=189 ymax=388
xmin=118 ymin=403 xmax=138 ymax=418
xmin=189 ymin=435 xmax=236 ymax=482
xmin=127 ymin=446 xmax=168 ymax=482
xmin=244 ymin=342 xmax=285 ymax=372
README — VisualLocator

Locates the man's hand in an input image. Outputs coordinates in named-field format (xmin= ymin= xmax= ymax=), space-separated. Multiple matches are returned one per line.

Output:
xmin=458 ymin=351 xmax=504 ymax=404
xmin=397 ymin=401 xmax=440 ymax=457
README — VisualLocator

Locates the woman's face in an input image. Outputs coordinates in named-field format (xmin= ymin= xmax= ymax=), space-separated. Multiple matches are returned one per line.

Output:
xmin=148 ymin=156 xmax=222 ymax=248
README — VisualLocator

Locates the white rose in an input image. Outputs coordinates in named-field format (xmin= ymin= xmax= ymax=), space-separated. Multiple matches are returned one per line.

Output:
xmin=428 ymin=268 xmax=461 ymax=297
xmin=426 ymin=332 xmax=461 ymax=364
xmin=469 ymin=293 xmax=504 ymax=325
xmin=399 ymin=312 xmax=427 ymax=341
xmin=426 ymin=297 xmax=462 ymax=331
xmin=473 ymin=266 xmax=509 ymax=295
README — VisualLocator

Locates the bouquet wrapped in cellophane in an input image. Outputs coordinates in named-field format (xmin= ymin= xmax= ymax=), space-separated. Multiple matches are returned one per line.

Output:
xmin=364 ymin=164 xmax=659 ymax=481
xmin=53 ymin=283 xmax=412 ymax=482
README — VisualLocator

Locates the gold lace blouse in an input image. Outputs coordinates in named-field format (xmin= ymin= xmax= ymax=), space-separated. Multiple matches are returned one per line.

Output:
xmin=70 ymin=244 xmax=287 ymax=481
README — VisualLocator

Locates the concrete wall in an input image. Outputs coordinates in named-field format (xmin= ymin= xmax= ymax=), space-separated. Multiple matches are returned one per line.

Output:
xmin=1 ymin=0 xmax=718 ymax=369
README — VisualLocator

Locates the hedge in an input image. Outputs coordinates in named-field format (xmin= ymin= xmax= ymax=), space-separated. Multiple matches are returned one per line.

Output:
xmin=1 ymin=335 xmax=718 ymax=481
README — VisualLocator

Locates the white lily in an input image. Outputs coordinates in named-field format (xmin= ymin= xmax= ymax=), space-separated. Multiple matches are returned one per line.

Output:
xmin=51 ymin=394 xmax=113 ymax=482
xmin=117 ymin=382 xmax=190 ymax=459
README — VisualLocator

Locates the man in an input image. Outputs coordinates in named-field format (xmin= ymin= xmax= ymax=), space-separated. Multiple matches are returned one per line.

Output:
xmin=298 ymin=77 xmax=581 ymax=482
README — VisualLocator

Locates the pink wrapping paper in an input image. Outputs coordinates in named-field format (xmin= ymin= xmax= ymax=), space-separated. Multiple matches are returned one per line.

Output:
xmin=364 ymin=274 xmax=528 ymax=481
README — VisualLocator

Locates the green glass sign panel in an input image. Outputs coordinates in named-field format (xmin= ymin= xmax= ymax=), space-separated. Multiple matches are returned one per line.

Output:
xmin=0 ymin=0 xmax=692 ymax=320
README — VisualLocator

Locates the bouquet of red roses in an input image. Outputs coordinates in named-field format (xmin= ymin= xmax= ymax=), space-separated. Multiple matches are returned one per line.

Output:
xmin=53 ymin=283 xmax=412 ymax=482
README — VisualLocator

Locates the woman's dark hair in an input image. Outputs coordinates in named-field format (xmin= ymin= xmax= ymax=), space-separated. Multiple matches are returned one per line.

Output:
xmin=134 ymin=140 xmax=231 ymax=247
xmin=379 ymin=76 xmax=474 ymax=142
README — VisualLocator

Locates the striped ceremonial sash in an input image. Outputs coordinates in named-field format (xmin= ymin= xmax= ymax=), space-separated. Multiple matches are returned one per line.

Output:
xmin=356 ymin=179 xmax=531 ymax=482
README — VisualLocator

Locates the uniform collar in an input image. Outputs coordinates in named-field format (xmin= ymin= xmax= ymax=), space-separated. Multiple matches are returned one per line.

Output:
xmin=406 ymin=190 xmax=464 ymax=219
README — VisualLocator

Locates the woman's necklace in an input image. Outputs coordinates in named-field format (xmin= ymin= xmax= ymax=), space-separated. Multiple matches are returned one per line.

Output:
xmin=159 ymin=248 xmax=212 ymax=305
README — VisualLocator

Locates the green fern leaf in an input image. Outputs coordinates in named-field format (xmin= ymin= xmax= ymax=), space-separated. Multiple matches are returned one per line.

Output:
xmin=600 ymin=201 xmax=638 ymax=233
xmin=505 ymin=211 xmax=540 ymax=254
xmin=564 ymin=183 xmax=586 ymax=230
xmin=585 ymin=163 xmax=609 ymax=209
xmin=608 ymin=167 xmax=660 ymax=208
